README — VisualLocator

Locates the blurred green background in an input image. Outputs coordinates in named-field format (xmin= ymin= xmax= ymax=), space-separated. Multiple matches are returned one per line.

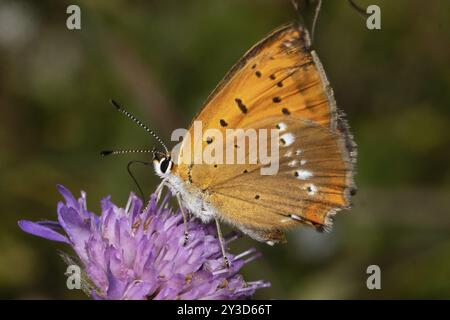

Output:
xmin=1 ymin=0 xmax=449 ymax=299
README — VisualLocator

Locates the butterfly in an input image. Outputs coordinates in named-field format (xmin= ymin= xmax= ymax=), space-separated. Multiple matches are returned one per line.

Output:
xmin=105 ymin=22 xmax=356 ymax=265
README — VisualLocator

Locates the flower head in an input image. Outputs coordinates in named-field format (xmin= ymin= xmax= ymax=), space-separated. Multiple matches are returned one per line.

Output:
xmin=19 ymin=185 xmax=269 ymax=299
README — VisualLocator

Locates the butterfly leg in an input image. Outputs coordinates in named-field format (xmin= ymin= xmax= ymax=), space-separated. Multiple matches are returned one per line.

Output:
xmin=140 ymin=180 xmax=167 ymax=214
xmin=175 ymin=193 xmax=190 ymax=246
xmin=215 ymin=218 xmax=231 ymax=269
xmin=155 ymin=179 xmax=167 ymax=202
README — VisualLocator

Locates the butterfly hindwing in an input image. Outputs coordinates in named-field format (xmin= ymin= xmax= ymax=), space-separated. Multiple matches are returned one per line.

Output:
xmin=201 ymin=116 xmax=354 ymax=242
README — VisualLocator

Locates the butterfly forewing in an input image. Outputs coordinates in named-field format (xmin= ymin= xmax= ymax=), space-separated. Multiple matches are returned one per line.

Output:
xmin=177 ymin=23 xmax=341 ymax=167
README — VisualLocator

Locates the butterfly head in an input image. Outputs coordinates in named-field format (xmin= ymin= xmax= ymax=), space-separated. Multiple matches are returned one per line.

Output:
xmin=152 ymin=149 xmax=173 ymax=176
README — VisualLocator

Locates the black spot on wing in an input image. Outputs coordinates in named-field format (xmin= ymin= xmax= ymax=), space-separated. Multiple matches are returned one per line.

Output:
xmin=235 ymin=98 xmax=248 ymax=114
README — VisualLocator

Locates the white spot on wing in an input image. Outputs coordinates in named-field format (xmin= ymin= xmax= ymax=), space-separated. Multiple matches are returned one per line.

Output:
xmin=283 ymin=40 xmax=293 ymax=48
xmin=288 ymin=160 xmax=297 ymax=167
xmin=295 ymin=149 xmax=302 ymax=155
xmin=300 ymin=159 xmax=307 ymax=166
xmin=280 ymin=133 xmax=295 ymax=147
xmin=276 ymin=122 xmax=287 ymax=132
xmin=295 ymin=169 xmax=313 ymax=180
xmin=285 ymin=150 xmax=293 ymax=157
xmin=305 ymin=184 xmax=318 ymax=196
xmin=289 ymin=214 xmax=303 ymax=222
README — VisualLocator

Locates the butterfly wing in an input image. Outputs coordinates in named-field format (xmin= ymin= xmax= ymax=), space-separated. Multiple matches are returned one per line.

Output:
xmin=172 ymin=23 xmax=356 ymax=243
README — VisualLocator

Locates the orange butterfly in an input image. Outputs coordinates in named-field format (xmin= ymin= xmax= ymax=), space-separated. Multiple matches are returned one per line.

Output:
xmin=106 ymin=23 xmax=356 ymax=266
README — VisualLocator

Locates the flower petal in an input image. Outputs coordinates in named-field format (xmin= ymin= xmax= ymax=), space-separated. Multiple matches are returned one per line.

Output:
xmin=57 ymin=184 xmax=79 ymax=210
xmin=122 ymin=281 xmax=156 ymax=300
xmin=58 ymin=206 xmax=92 ymax=260
xmin=18 ymin=220 xmax=69 ymax=243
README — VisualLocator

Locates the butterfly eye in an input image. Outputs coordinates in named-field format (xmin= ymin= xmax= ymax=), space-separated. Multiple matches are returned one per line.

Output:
xmin=159 ymin=158 xmax=172 ymax=174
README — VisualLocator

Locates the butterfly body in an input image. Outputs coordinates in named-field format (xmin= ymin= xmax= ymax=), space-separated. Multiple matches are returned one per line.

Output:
xmin=151 ymin=23 xmax=356 ymax=244
xmin=155 ymin=166 xmax=217 ymax=224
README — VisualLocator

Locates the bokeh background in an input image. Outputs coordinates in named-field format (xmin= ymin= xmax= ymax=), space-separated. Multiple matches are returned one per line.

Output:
xmin=1 ymin=0 xmax=449 ymax=299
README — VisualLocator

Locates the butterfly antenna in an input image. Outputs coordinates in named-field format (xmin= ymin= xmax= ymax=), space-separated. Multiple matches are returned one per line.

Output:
xmin=109 ymin=99 xmax=169 ymax=154
xmin=100 ymin=149 xmax=154 ymax=157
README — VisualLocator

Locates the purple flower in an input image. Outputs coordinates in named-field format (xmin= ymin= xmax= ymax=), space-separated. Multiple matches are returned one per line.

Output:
xmin=18 ymin=185 xmax=269 ymax=300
